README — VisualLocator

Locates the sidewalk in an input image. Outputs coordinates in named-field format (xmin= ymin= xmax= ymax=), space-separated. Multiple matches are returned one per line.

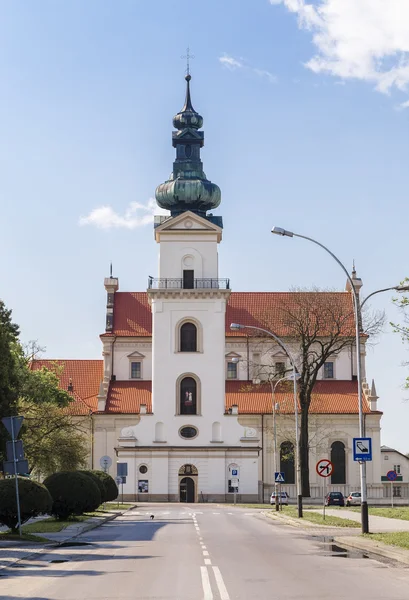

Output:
xmin=0 ymin=507 xmax=133 ymax=571
xmin=309 ymin=508 xmax=409 ymax=533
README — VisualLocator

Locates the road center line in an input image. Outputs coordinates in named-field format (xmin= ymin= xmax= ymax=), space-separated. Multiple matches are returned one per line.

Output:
xmin=203 ymin=550 xmax=209 ymax=556
xmin=201 ymin=545 xmax=207 ymax=549
xmin=212 ymin=566 xmax=230 ymax=600
xmin=200 ymin=566 xmax=213 ymax=600
xmin=204 ymin=558 xmax=212 ymax=565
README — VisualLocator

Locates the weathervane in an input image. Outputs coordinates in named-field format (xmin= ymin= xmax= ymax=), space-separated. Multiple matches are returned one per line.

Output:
xmin=181 ymin=46 xmax=195 ymax=76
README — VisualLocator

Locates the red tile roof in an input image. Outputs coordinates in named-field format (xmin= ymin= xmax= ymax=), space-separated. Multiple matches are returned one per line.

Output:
xmin=104 ymin=291 xmax=355 ymax=338
xmin=225 ymin=380 xmax=371 ymax=414
xmin=31 ymin=360 xmax=103 ymax=415
xmin=32 ymin=362 xmax=372 ymax=416
xmin=105 ymin=381 xmax=152 ymax=413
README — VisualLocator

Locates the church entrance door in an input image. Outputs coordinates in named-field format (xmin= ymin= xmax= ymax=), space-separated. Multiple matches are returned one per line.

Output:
xmin=180 ymin=477 xmax=195 ymax=502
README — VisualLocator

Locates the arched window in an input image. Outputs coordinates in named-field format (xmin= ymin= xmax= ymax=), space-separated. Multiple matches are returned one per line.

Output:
xmin=180 ymin=377 xmax=197 ymax=415
xmin=280 ymin=441 xmax=295 ymax=484
xmin=331 ymin=441 xmax=346 ymax=484
xmin=180 ymin=323 xmax=197 ymax=352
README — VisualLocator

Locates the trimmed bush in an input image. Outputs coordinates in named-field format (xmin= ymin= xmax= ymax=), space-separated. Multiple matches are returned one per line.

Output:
xmin=80 ymin=470 xmax=105 ymax=507
xmin=44 ymin=471 xmax=101 ymax=520
xmin=0 ymin=477 xmax=52 ymax=531
xmin=91 ymin=470 xmax=118 ymax=502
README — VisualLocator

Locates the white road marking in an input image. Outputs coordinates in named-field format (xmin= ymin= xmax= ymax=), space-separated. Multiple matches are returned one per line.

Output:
xmin=227 ymin=512 xmax=233 ymax=515
xmin=200 ymin=566 xmax=213 ymax=600
xmin=201 ymin=545 xmax=207 ymax=549
xmin=212 ymin=512 xmax=220 ymax=514
xmin=195 ymin=511 xmax=203 ymax=514
xmin=203 ymin=550 xmax=209 ymax=556
xmin=204 ymin=558 xmax=212 ymax=565
xmin=244 ymin=513 xmax=254 ymax=516
xmin=213 ymin=566 xmax=230 ymax=600
xmin=199 ymin=537 xmax=203 ymax=541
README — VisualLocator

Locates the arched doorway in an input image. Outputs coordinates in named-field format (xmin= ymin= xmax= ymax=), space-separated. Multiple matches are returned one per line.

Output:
xmin=180 ymin=477 xmax=195 ymax=502
xmin=178 ymin=464 xmax=198 ymax=503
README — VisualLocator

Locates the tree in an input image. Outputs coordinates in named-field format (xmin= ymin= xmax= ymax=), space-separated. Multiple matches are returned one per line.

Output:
xmin=256 ymin=288 xmax=383 ymax=497
xmin=91 ymin=470 xmax=118 ymax=502
xmin=391 ymin=278 xmax=409 ymax=391
xmin=0 ymin=477 xmax=52 ymax=531
xmin=0 ymin=300 xmax=20 ymax=461
xmin=19 ymin=398 xmax=89 ymax=477
xmin=44 ymin=471 xmax=101 ymax=520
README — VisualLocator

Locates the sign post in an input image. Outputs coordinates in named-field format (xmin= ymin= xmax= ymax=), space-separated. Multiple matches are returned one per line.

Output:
xmin=316 ymin=459 xmax=334 ymax=520
xmin=2 ymin=417 xmax=25 ymax=537
xmin=275 ymin=472 xmax=285 ymax=511
xmin=387 ymin=470 xmax=398 ymax=508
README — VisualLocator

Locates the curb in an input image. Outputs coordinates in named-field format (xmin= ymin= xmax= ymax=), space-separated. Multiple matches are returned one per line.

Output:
xmin=333 ymin=535 xmax=409 ymax=566
xmin=0 ymin=506 xmax=135 ymax=572
xmin=266 ymin=511 xmax=338 ymax=529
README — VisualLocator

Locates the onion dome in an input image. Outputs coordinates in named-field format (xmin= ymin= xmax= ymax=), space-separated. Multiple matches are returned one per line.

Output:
xmin=155 ymin=74 xmax=221 ymax=218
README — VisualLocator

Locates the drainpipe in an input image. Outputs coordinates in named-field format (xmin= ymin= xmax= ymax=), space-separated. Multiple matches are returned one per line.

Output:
xmin=246 ymin=335 xmax=250 ymax=380
xmin=261 ymin=413 xmax=265 ymax=503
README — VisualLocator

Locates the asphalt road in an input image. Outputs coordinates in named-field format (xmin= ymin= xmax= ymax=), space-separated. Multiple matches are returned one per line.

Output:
xmin=2 ymin=503 xmax=409 ymax=600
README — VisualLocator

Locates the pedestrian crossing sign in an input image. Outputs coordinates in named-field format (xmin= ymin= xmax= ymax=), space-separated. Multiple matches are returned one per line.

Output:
xmin=275 ymin=472 xmax=285 ymax=483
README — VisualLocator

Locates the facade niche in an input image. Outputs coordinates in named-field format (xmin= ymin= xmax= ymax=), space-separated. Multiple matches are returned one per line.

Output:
xmin=180 ymin=376 xmax=197 ymax=415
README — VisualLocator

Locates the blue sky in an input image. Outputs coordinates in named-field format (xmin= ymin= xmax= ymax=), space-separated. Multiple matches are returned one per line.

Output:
xmin=1 ymin=1 xmax=409 ymax=452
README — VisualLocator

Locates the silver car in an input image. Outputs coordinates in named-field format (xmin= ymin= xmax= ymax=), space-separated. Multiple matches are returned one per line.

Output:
xmin=346 ymin=491 xmax=361 ymax=506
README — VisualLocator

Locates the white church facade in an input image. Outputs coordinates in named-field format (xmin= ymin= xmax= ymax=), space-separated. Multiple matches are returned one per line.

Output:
xmin=33 ymin=74 xmax=385 ymax=503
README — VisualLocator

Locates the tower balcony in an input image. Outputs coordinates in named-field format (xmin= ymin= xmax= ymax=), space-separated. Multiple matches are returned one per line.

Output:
xmin=148 ymin=277 xmax=230 ymax=290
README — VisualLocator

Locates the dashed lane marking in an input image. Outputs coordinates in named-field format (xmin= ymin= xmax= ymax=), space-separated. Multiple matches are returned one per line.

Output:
xmin=213 ymin=566 xmax=230 ymax=600
xmin=200 ymin=566 xmax=213 ymax=600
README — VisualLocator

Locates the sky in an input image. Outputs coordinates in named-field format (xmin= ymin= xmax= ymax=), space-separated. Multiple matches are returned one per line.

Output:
xmin=1 ymin=0 xmax=409 ymax=452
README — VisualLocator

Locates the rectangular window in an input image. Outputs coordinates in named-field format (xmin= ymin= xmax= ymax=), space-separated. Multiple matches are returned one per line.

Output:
xmin=324 ymin=362 xmax=334 ymax=379
xmin=275 ymin=362 xmax=286 ymax=378
xmin=394 ymin=464 xmax=401 ymax=474
xmin=393 ymin=486 xmax=402 ymax=498
xmin=183 ymin=270 xmax=194 ymax=289
xmin=227 ymin=362 xmax=238 ymax=379
xmin=131 ymin=361 xmax=141 ymax=379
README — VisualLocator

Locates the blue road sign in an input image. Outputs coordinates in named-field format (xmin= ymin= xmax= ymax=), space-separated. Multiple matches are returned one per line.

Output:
xmin=232 ymin=469 xmax=238 ymax=476
xmin=275 ymin=472 xmax=285 ymax=483
xmin=117 ymin=463 xmax=128 ymax=477
xmin=387 ymin=470 xmax=398 ymax=481
xmin=353 ymin=437 xmax=372 ymax=461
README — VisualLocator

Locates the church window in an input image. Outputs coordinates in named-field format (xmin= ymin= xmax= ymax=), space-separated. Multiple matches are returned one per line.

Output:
xmin=131 ymin=362 xmax=141 ymax=379
xmin=180 ymin=377 xmax=197 ymax=415
xmin=331 ymin=441 xmax=346 ymax=484
xmin=227 ymin=362 xmax=238 ymax=379
xmin=280 ymin=441 xmax=295 ymax=484
xmin=179 ymin=426 xmax=198 ymax=439
xmin=324 ymin=362 xmax=334 ymax=379
xmin=139 ymin=465 xmax=148 ymax=474
xmin=180 ymin=322 xmax=197 ymax=352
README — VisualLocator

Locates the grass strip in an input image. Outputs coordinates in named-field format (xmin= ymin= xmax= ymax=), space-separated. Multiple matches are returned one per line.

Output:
xmin=364 ymin=532 xmax=409 ymax=550
xmin=351 ymin=507 xmax=409 ymax=520
xmin=0 ymin=531 xmax=49 ymax=542
xmin=281 ymin=506 xmax=360 ymax=527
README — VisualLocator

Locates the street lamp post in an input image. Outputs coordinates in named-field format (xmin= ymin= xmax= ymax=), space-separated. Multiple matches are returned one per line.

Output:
xmin=230 ymin=323 xmax=303 ymax=518
xmin=271 ymin=225 xmax=409 ymax=534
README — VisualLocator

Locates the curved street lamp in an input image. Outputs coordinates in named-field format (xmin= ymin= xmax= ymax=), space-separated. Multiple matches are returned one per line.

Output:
xmin=230 ymin=323 xmax=303 ymax=518
xmin=271 ymin=225 xmax=409 ymax=533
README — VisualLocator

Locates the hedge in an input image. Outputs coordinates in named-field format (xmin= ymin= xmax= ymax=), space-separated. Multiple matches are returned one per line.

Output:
xmin=0 ymin=477 xmax=52 ymax=531
xmin=43 ymin=471 xmax=101 ymax=520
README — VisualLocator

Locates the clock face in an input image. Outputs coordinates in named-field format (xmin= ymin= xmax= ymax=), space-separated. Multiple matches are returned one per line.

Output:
xmin=179 ymin=426 xmax=198 ymax=439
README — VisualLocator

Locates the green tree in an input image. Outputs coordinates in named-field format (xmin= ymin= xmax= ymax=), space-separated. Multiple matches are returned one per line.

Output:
xmin=391 ymin=278 xmax=409 ymax=391
xmin=0 ymin=300 xmax=21 ymax=461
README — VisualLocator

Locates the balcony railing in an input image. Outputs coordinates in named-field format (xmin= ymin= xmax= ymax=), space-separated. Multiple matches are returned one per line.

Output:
xmin=148 ymin=277 xmax=230 ymax=290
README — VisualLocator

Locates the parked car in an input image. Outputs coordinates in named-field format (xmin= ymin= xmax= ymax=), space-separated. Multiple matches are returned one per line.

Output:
xmin=325 ymin=491 xmax=345 ymax=507
xmin=270 ymin=491 xmax=289 ymax=505
xmin=346 ymin=491 xmax=361 ymax=507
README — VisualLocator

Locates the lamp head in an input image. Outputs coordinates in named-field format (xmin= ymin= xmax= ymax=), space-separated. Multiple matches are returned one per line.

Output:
xmin=395 ymin=284 xmax=409 ymax=292
xmin=271 ymin=226 xmax=294 ymax=238
xmin=230 ymin=323 xmax=244 ymax=331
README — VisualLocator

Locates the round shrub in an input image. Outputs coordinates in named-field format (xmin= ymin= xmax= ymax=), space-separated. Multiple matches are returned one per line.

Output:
xmin=91 ymin=470 xmax=118 ymax=502
xmin=80 ymin=470 xmax=105 ymax=507
xmin=44 ymin=471 xmax=101 ymax=520
xmin=0 ymin=477 xmax=52 ymax=531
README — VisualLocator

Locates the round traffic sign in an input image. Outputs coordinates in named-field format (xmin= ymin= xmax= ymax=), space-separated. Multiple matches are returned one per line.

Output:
xmin=387 ymin=470 xmax=398 ymax=481
xmin=316 ymin=459 xmax=334 ymax=478
xmin=100 ymin=455 xmax=112 ymax=469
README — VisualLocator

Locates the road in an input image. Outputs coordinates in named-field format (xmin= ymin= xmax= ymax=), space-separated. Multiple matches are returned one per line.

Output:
xmin=1 ymin=503 xmax=409 ymax=599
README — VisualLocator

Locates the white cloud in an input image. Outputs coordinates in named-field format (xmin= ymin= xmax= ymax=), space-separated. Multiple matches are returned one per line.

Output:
xmin=219 ymin=55 xmax=244 ymax=70
xmin=79 ymin=198 xmax=169 ymax=230
xmin=397 ymin=99 xmax=409 ymax=110
xmin=219 ymin=54 xmax=277 ymax=83
xmin=270 ymin=0 xmax=409 ymax=96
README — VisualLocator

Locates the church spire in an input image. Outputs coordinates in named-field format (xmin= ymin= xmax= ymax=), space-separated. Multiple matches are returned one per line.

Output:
xmin=155 ymin=73 xmax=221 ymax=218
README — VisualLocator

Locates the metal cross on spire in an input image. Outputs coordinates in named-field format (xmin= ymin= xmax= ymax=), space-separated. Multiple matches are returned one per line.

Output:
xmin=181 ymin=46 xmax=195 ymax=76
